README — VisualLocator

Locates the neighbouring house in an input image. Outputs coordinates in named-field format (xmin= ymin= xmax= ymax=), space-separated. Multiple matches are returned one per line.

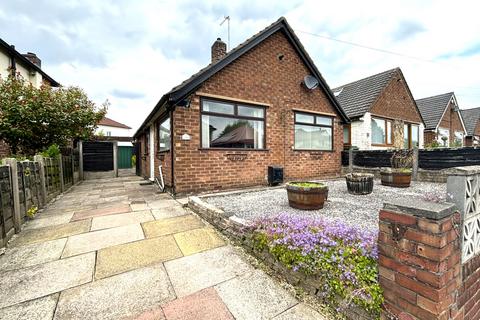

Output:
xmin=416 ymin=92 xmax=467 ymax=147
xmin=0 ymin=38 xmax=60 ymax=157
xmin=460 ymin=107 xmax=480 ymax=146
xmin=332 ymin=68 xmax=425 ymax=150
xmin=96 ymin=116 xmax=133 ymax=143
xmin=93 ymin=116 xmax=134 ymax=169
xmin=133 ymin=17 xmax=349 ymax=194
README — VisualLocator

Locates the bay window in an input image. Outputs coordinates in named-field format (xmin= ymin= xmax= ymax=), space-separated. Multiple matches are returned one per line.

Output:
xmin=201 ymin=99 xmax=265 ymax=149
xmin=371 ymin=117 xmax=393 ymax=146
xmin=158 ymin=116 xmax=171 ymax=152
xmin=294 ymin=112 xmax=333 ymax=150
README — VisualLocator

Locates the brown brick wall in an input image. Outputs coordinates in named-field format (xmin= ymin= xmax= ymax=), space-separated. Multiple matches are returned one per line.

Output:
xmin=171 ymin=31 xmax=343 ymax=194
xmin=438 ymin=101 xmax=465 ymax=145
xmin=368 ymin=71 xmax=423 ymax=149
xmin=370 ymin=71 xmax=423 ymax=124
xmin=379 ymin=208 xmax=462 ymax=319
xmin=424 ymin=130 xmax=437 ymax=146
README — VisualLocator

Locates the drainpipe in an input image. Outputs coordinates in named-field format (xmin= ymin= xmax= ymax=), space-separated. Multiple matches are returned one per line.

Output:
xmin=170 ymin=108 xmax=175 ymax=195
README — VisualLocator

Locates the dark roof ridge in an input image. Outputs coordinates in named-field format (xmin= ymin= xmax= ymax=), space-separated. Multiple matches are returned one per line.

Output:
xmin=332 ymin=67 xmax=399 ymax=91
xmin=134 ymin=17 xmax=349 ymax=137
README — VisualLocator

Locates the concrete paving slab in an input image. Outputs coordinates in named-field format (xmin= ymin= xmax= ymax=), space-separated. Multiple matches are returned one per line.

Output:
xmin=151 ymin=207 xmax=188 ymax=220
xmin=175 ymin=198 xmax=189 ymax=207
xmin=142 ymin=215 xmax=204 ymax=238
xmin=164 ymin=246 xmax=253 ymax=297
xmin=162 ymin=287 xmax=234 ymax=320
xmin=71 ymin=204 xmax=131 ymax=221
xmin=131 ymin=203 xmax=149 ymax=211
xmin=0 ymin=294 xmax=58 ymax=320
xmin=173 ymin=228 xmax=225 ymax=256
xmin=10 ymin=220 xmax=91 ymax=247
xmin=23 ymin=212 xmax=74 ymax=230
xmin=272 ymin=303 xmax=325 ymax=320
xmin=122 ymin=307 xmax=166 ymax=320
xmin=91 ymin=211 xmax=154 ymax=231
xmin=95 ymin=236 xmax=183 ymax=279
xmin=147 ymin=199 xmax=179 ymax=209
xmin=0 ymin=253 xmax=95 ymax=309
xmin=214 ymin=270 xmax=297 ymax=320
xmin=54 ymin=264 xmax=175 ymax=320
xmin=0 ymin=238 xmax=66 ymax=271
xmin=62 ymin=224 xmax=145 ymax=258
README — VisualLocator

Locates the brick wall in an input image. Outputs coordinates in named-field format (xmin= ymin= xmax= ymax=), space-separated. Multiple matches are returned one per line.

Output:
xmin=425 ymin=130 xmax=437 ymax=146
xmin=171 ymin=30 xmax=344 ymax=194
xmin=377 ymin=199 xmax=480 ymax=320
xmin=370 ymin=71 xmax=423 ymax=124
xmin=438 ymin=101 xmax=465 ymax=145
xmin=464 ymin=122 xmax=480 ymax=146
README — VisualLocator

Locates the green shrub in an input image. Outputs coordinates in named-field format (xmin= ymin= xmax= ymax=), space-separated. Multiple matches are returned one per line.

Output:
xmin=40 ymin=144 xmax=61 ymax=158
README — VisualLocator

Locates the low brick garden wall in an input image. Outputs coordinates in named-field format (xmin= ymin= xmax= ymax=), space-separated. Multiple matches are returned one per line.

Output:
xmin=191 ymin=164 xmax=480 ymax=320
xmin=188 ymin=196 xmax=372 ymax=319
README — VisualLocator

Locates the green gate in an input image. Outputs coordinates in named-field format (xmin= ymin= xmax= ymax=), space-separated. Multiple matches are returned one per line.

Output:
xmin=118 ymin=146 xmax=134 ymax=169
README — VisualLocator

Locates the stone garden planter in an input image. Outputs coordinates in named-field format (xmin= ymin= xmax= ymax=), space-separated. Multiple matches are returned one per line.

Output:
xmin=345 ymin=173 xmax=374 ymax=195
xmin=380 ymin=168 xmax=412 ymax=188
xmin=286 ymin=182 xmax=328 ymax=210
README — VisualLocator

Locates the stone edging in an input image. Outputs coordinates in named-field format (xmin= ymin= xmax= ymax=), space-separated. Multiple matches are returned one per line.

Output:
xmin=187 ymin=196 xmax=371 ymax=320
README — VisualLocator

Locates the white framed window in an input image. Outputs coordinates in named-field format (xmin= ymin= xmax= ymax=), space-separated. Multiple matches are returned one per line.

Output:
xmin=158 ymin=116 xmax=171 ymax=152
xmin=294 ymin=112 xmax=333 ymax=151
xmin=454 ymin=131 xmax=464 ymax=147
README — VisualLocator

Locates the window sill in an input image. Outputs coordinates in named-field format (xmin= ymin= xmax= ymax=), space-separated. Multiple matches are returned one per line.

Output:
xmin=198 ymin=148 xmax=270 ymax=152
xmin=157 ymin=150 xmax=171 ymax=154
xmin=293 ymin=149 xmax=335 ymax=153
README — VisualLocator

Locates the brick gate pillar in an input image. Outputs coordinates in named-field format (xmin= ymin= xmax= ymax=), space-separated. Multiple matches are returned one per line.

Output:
xmin=378 ymin=199 xmax=461 ymax=319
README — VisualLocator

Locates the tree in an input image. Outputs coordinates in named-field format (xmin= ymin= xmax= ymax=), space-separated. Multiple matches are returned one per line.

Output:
xmin=0 ymin=75 xmax=107 ymax=155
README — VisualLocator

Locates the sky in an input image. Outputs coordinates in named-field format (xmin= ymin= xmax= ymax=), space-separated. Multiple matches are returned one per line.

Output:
xmin=1 ymin=0 xmax=479 ymax=132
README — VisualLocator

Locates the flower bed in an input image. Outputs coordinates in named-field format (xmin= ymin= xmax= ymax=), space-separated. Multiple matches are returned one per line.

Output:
xmin=252 ymin=214 xmax=382 ymax=318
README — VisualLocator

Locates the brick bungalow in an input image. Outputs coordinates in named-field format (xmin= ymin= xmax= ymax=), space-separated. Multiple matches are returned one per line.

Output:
xmin=416 ymin=92 xmax=467 ymax=147
xmin=332 ymin=68 xmax=425 ymax=150
xmin=133 ymin=17 xmax=349 ymax=195
xmin=460 ymin=107 xmax=480 ymax=146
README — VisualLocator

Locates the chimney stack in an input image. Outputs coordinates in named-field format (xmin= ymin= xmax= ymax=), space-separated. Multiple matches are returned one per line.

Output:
xmin=22 ymin=52 xmax=41 ymax=68
xmin=211 ymin=38 xmax=227 ymax=63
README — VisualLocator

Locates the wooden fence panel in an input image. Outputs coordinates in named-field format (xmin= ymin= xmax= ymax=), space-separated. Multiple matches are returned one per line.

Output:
xmin=419 ymin=148 xmax=480 ymax=170
xmin=62 ymin=155 xmax=73 ymax=187
xmin=44 ymin=157 xmax=61 ymax=199
xmin=0 ymin=166 xmax=14 ymax=245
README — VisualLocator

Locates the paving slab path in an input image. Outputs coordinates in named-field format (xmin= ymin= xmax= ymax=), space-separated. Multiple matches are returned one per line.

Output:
xmin=0 ymin=174 xmax=326 ymax=320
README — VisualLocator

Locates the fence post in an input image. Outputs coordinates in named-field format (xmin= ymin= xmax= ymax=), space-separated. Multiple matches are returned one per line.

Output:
xmin=113 ymin=141 xmax=118 ymax=178
xmin=58 ymin=156 xmax=65 ymax=192
xmin=348 ymin=147 xmax=354 ymax=173
xmin=2 ymin=158 xmax=21 ymax=233
xmin=412 ymin=147 xmax=419 ymax=181
xmin=71 ymin=154 xmax=76 ymax=184
xmin=79 ymin=141 xmax=84 ymax=180
xmin=34 ymin=155 xmax=47 ymax=207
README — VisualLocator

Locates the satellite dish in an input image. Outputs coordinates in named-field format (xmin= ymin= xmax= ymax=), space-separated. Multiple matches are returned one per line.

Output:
xmin=303 ymin=75 xmax=319 ymax=90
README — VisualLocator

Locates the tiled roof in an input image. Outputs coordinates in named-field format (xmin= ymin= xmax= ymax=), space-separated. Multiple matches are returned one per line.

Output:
xmin=98 ymin=117 xmax=131 ymax=129
xmin=416 ymin=92 xmax=454 ymax=130
xmin=134 ymin=17 xmax=349 ymax=137
xmin=332 ymin=68 xmax=399 ymax=119
xmin=460 ymin=107 xmax=480 ymax=136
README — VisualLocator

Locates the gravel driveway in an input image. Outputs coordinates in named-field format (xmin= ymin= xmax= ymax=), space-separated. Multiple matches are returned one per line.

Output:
xmin=204 ymin=179 xmax=446 ymax=231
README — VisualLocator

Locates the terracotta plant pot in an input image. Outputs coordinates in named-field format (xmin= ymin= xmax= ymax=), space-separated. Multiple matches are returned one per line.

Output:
xmin=380 ymin=168 xmax=412 ymax=188
xmin=286 ymin=182 xmax=328 ymax=210
xmin=345 ymin=173 xmax=374 ymax=195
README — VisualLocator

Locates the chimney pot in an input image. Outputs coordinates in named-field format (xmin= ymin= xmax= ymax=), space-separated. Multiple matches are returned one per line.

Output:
xmin=22 ymin=52 xmax=41 ymax=68
xmin=211 ymin=38 xmax=227 ymax=63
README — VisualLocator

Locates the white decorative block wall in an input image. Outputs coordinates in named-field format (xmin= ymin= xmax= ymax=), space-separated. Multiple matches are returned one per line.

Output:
xmin=447 ymin=166 xmax=480 ymax=263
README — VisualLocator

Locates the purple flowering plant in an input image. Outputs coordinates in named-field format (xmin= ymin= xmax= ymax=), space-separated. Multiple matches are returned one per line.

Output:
xmin=252 ymin=214 xmax=382 ymax=316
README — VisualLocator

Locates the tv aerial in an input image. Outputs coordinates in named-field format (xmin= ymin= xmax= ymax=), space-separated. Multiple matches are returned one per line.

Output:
xmin=220 ymin=16 xmax=230 ymax=51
